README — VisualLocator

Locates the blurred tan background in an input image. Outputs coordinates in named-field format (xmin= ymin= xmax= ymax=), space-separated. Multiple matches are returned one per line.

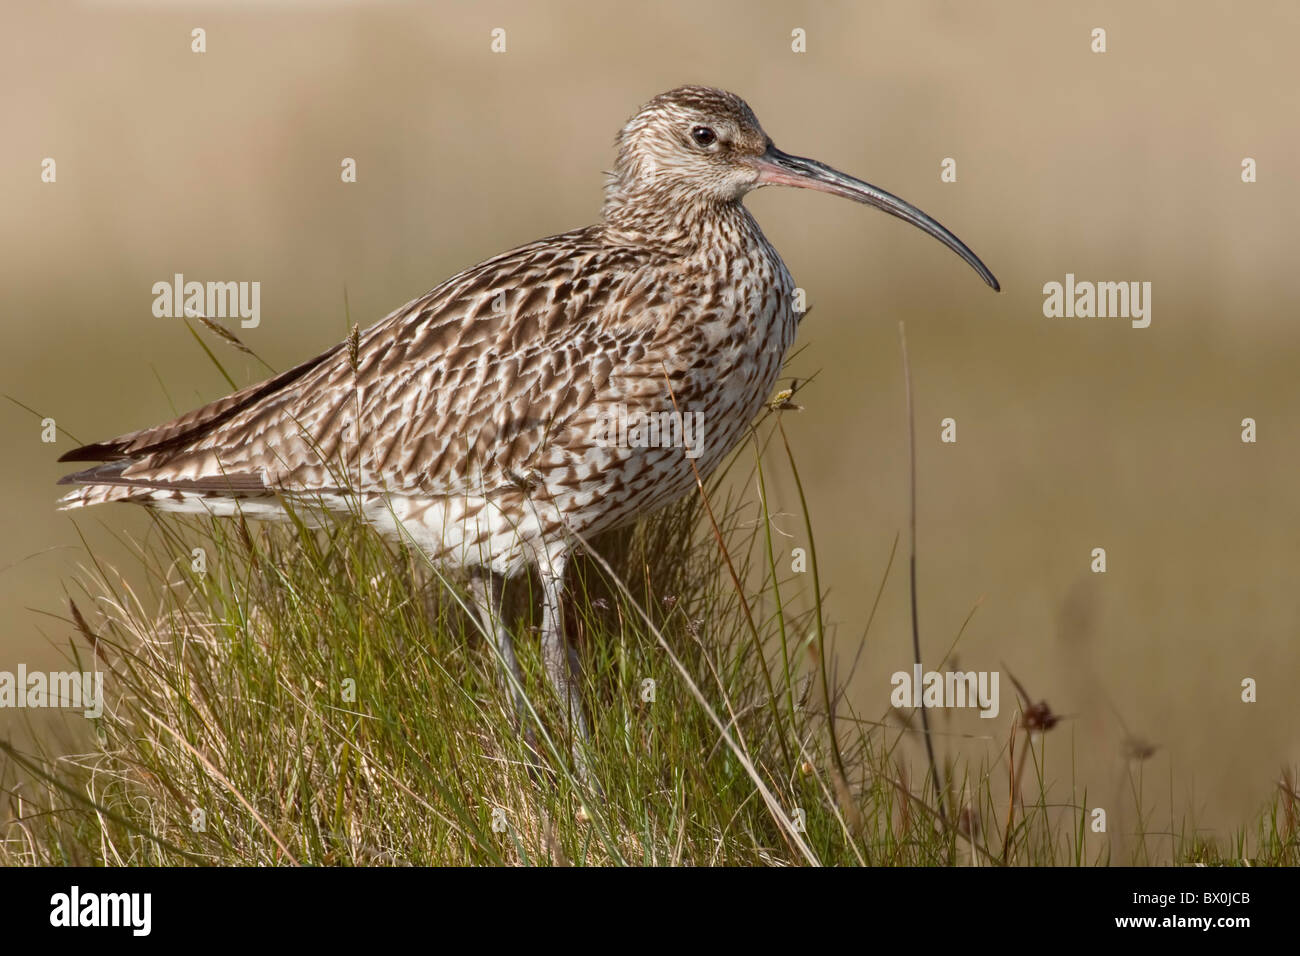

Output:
xmin=2 ymin=1 xmax=1297 ymax=851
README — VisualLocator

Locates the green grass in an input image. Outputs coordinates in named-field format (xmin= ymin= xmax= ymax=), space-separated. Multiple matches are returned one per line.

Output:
xmin=2 ymin=417 xmax=1297 ymax=866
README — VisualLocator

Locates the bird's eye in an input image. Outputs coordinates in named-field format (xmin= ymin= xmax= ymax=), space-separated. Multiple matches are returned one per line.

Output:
xmin=691 ymin=126 xmax=718 ymax=148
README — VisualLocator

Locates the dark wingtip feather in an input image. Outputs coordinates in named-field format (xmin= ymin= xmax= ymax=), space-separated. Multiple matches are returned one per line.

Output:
xmin=58 ymin=442 xmax=129 ymax=463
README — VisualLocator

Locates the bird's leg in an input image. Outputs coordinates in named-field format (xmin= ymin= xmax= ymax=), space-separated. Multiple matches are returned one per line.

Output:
xmin=537 ymin=553 xmax=591 ymax=776
xmin=467 ymin=568 xmax=529 ymax=730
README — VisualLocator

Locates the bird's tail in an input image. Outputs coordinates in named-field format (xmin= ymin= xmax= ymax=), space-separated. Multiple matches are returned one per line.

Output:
xmin=57 ymin=483 xmax=166 ymax=511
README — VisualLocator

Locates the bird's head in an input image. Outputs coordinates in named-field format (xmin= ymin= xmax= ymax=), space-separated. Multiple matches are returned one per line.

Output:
xmin=604 ymin=85 xmax=999 ymax=290
xmin=608 ymin=86 xmax=771 ymax=206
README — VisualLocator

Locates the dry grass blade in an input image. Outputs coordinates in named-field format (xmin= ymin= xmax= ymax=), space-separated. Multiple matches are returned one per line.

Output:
xmin=898 ymin=321 xmax=945 ymax=827
xmin=195 ymin=314 xmax=257 ymax=357
xmin=0 ymin=740 xmax=208 ymax=864
xmin=144 ymin=711 xmax=301 ymax=866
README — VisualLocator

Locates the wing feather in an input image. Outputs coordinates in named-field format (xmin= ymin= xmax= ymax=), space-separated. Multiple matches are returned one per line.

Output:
xmin=59 ymin=226 xmax=664 ymax=501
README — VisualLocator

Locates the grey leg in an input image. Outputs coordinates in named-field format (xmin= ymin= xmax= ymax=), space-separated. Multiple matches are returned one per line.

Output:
xmin=537 ymin=552 xmax=592 ymax=775
xmin=467 ymin=569 xmax=528 ymax=725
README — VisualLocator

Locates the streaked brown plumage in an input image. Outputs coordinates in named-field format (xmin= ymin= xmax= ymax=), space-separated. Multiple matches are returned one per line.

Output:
xmin=57 ymin=86 xmax=998 ymax=769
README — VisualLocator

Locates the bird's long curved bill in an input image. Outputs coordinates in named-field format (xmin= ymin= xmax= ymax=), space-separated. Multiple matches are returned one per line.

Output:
xmin=754 ymin=145 xmax=1000 ymax=291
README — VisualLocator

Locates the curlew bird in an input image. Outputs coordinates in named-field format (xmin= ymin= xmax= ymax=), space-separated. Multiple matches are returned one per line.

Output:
xmin=57 ymin=86 xmax=998 ymax=773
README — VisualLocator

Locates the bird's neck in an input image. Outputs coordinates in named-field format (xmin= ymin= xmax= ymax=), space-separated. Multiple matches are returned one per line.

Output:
xmin=601 ymin=191 xmax=761 ymax=257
